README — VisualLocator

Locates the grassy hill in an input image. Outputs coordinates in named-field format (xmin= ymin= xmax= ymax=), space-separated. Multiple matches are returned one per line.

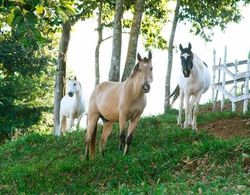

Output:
xmin=0 ymin=109 xmax=249 ymax=194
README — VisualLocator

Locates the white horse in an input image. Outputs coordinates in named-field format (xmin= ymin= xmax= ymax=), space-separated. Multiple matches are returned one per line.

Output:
xmin=56 ymin=76 xmax=86 ymax=136
xmin=169 ymin=43 xmax=211 ymax=130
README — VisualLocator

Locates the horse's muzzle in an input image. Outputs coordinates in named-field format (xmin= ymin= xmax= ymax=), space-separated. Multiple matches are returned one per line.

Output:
xmin=68 ymin=92 xmax=74 ymax=97
xmin=142 ymin=82 xmax=150 ymax=93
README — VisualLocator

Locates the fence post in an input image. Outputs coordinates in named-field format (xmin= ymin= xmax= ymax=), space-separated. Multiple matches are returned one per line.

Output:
xmin=221 ymin=46 xmax=227 ymax=111
xmin=212 ymin=49 xmax=216 ymax=111
xmin=232 ymin=59 xmax=238 ymax=112
xmin=243 ymin=52 xmax=250 ymax=113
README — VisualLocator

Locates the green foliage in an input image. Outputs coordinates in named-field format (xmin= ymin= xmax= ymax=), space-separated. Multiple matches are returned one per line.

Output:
xmin=179 ymin=0 xmax=243 ymax=41
xmin=142 ymin=0 xmax=169 ymax=49
xmin=0 ymin=35 xmax=55 ymax=141
xmin=141 ymin=15 xmax=167 ymax=49
xmin=98 ymin=0 xmax=169 ymax=50
xmin=0 ymin=0 xmax=97 ymax=48
xmin=0 ymin=110 xmax=249 ymax=194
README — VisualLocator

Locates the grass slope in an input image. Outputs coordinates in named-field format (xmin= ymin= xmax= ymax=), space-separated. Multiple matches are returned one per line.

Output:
xmin=0 ymin=110 xmax=249 ymax=194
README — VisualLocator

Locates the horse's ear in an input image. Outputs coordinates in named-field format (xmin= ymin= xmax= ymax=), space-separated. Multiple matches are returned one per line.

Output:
xmin=137 ymin=53 xmax=142 ymax=61
xmin=179 ymin=44 xmax=183 ymax=51
xmin=148 ymin=51 xmax=152 ymax=61
xmin=74 ymin=76 xmax=77 ymax=80
xmin=68 ymin=78 xmax=71 ymax=81
xmin=188 ymin=42 xmax=192 ymax=50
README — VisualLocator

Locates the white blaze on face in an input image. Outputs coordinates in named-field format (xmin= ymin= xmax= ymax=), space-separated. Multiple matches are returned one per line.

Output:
xmin=181 ymin=53 xmax=190 ymax=60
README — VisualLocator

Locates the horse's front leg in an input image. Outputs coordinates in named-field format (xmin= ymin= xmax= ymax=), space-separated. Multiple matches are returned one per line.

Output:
xmin=183 ymin=93 xmax=191 ymax=129
xmin=177 ymin=91 xmax=184 ymax=127
xmin=124 ymin=115 xmax=141 ymax=155
xmin=192 ymin=92 xmax=202 ymax=131
xmin=188 ymin=95 xmax=196 ymax=125
xmin=68 ymin=115 xmax=74 ymax=132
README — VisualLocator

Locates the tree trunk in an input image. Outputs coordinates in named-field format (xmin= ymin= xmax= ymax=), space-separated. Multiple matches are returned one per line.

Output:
xmin=164 ymin=0 xmax=181 ymax=113
xmin=108 ymin=0 xmax=123 ymax=82
xmin=95 ymin=0 xmax=103 ymax=86
xmin=121 ymin=0 xmax=145 ymax=82
xmin=53 ymin=21 xmax=71 ymax=135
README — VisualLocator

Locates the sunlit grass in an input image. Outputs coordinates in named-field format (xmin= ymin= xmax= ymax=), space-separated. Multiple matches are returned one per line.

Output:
xmin=0 ymin=108 xmax=249 ymax=194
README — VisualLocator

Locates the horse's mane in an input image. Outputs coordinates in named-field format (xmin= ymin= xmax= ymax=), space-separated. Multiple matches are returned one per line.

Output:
xmin=130 ymin=62 xmax=139 ymax=78
xmin=193 ymin=53 xmax=208 ymax=69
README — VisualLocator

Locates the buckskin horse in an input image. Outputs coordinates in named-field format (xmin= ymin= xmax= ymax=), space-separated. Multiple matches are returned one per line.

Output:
xmin=85 ymin=51 xmax=153 ymax=159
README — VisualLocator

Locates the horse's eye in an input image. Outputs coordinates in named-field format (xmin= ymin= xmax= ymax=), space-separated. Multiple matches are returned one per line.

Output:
xmin=150 ymin=67 xmax=153 ymax=71
xmin=74 ymin=83 xmax=76 ymax=86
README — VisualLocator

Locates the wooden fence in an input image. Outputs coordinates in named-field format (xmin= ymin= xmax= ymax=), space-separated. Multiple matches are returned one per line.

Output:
xmin=211 ymin=46 xmax=250 ymax=113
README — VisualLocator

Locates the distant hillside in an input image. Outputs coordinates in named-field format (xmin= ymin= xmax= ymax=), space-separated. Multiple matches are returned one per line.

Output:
xmin=0 ymin=109 xmax=249 ymax=194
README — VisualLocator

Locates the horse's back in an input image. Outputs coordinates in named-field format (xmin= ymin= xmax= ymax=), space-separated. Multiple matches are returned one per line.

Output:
xmin=203 ymin=66 xmax=211 ymax=93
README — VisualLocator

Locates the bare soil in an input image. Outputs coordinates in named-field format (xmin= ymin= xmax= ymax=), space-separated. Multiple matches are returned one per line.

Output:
xmin=199 ymin=117 xmax=250 ymax=139
xmin=199 ymin=101 xmax=250 ymax=139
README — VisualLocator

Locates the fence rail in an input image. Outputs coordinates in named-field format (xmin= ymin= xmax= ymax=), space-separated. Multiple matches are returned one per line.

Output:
xmin=212 ymin=47 xmax=250 ymax=113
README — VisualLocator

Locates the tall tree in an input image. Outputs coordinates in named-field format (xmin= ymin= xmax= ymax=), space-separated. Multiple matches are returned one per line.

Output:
xmin=108 ymin=0 xmax=124 ymax=82
xmin=121 ymin=0 xmax=145 ymax=81
xmin=164 ymin=0 xmax=181 ymax=112
xmin=95 ymin=0 xmax=104 ymax=86
xmin=164 ymin=0 xmax=245 ymax=112
xmin=54 ymin=21 xmax=71 ymax=135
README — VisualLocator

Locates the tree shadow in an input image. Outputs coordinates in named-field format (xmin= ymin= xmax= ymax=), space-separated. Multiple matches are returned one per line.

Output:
xmin=0 ymin=104 xmax=52 ymax=144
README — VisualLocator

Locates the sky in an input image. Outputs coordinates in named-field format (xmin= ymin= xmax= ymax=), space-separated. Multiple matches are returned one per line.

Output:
xmin=67 ymin=4 xmax=250 ymax=122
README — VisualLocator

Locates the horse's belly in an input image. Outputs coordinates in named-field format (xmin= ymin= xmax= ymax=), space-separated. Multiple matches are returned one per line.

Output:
xmin=99 ymin=107 xmax=119 ymax=122
xmin=97 ymin=101 xmax=119 ymax=122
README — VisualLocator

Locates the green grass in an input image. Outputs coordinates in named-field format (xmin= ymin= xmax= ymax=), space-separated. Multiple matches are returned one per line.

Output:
xmin=0 ymin=109 xmax=249 ymax=194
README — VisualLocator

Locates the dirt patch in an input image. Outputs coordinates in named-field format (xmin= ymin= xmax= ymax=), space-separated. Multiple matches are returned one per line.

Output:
xmin=199 ymin=117 xmax=250 ymax=139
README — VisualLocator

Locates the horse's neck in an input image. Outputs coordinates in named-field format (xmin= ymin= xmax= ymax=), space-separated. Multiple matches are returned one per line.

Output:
xmin=126 ymin=74 xmax=144 ymax=100
xmin=72 ymin=91 xmax=83 ymax=103
xmin=190 ymin=54 xmax=203 ymax=79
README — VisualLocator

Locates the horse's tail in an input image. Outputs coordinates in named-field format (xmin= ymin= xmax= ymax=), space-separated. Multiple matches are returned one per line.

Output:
xmin=85 ymin=118 xmax=98 ymax=160
xmin=167 ymin=85 xmax=180 ymax=105
xmin=90 ymin=123 xmax=97 ymax=156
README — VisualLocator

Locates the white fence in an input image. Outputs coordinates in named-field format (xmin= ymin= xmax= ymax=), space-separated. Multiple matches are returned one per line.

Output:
xmin=212 ymin=47 xmax=250 ymax=113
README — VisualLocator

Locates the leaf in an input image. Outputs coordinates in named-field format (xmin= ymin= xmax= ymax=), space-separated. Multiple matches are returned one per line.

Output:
xmin=35 ymin=4 xmax=44 ymax=15
xmin=56 ymin=7 xmax=69 ymax=22
xmin=6 ymin=13 xmax=14 ymax=25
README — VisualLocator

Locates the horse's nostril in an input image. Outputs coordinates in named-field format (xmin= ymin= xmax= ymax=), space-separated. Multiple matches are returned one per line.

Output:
xmin=142 ymin=83 xmax=150 ymax=93
xmin=68 ymin=92 xmax=73 ymax=97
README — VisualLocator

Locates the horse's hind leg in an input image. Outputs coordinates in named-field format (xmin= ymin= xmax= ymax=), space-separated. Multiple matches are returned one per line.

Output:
xmin=99 ymin=122 xmax=113 ymax=156
xmin=119 ymin=114 xmax=127 ymax=151
xmin=85 ymin=114 xmax=99 ymax=160
xmin=68 ymin=116 xmax=74 ymax=132
xmin=76 ymin=114 xmax=83 ymax=130
xmin=124 ymin=115 xmax=141 ymax=155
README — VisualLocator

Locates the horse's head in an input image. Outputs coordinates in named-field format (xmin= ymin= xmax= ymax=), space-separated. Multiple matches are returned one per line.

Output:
xmin=132 ymin=51 xmax=153 ymax=93
xmin=67 ymin=76 xmax=81 ymax=97
xmin=179 ymin=43 xmax=194 ymax=77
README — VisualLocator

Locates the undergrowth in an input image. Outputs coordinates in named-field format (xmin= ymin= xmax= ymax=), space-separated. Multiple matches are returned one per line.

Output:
xmin=0 ymin=109 xmax=249 ymax=194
